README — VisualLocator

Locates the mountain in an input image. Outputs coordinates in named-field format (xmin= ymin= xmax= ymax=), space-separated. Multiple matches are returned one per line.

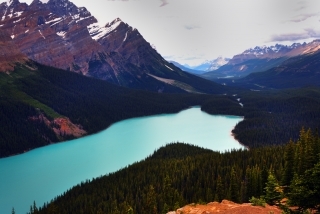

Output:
xmin=169 ymin=60 xmax=205 ymax=74
xmin=0 ymin=28 xmax=26 ymax=71
xmin=0 ymin=60 xmax=224 ymax=158
xmin=0 ymin=0 xmax=228 ymax=94
xmin=236 ymin=49 xmax=320 ymax=89
xmin=202 ymin=40 xmax=320 ymax=80
xmin=192 ymin=57 xmax=230 ymax=72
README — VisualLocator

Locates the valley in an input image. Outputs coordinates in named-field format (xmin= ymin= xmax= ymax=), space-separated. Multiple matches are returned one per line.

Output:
xmin=1 ymin=0 xmax=320 ymax=213
xmin=0 ymin=107 xmax=244 ymax=214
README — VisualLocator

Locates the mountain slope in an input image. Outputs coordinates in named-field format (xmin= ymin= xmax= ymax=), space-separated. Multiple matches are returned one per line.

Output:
xmin=169 ymin=61 xmax=205 ymax=75
xmin=202 ymin=40 xmax=320 ymax=80
xmin=237 ymin=50 xmax=320 ymax=89
xmin=0 ymin=29 xmax=26 ymax=71
xmin=0 ymin=60 xmax=225 ymax=157
xmin=27 ymin=142 xmax=287 ymax=214
xmin=0 ymin=0 xmax=229 ymax=94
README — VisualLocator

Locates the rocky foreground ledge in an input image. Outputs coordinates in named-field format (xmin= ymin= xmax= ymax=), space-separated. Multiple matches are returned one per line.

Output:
xmin=168 ymin=200 xmax=282 ymax=214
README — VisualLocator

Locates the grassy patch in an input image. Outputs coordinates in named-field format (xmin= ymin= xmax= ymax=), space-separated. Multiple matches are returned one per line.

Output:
xmin=0 ymin=66 xmax=62 ymax=119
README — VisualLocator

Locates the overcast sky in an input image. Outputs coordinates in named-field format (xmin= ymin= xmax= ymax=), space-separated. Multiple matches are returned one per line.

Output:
xmin=25 ymin=0 xmax=320 ymax=66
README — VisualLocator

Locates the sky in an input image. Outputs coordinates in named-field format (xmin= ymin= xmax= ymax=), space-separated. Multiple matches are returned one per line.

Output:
xmin=23 ymin=0 xmax=320 ymax=66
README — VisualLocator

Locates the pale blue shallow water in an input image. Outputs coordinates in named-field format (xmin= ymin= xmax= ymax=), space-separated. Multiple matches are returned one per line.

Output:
xmin=0 ymin=107 xmax=244 ymax=214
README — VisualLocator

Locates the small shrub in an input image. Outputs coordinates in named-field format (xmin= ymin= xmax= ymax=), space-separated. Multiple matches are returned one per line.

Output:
xmin=249 ymin=196 xmax=266 ymax=207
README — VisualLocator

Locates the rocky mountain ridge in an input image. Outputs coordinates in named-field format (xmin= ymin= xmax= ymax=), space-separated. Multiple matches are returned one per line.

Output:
xmin=202 ymin=40 xmax=320 ymax=79
xmin=0 ymin=0 xmax=228 ymax=94
xmin=229 ymin=40 xmax=320 ymax=65
xmin=0 ymin=28 xmax=27 ymax=71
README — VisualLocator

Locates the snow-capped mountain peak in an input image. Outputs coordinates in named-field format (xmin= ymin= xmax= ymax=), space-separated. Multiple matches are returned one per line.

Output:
xmin=87 ymin=17 xmax=123 ymax=41
xmin=192 ymin=57 xmax=230 ymax=71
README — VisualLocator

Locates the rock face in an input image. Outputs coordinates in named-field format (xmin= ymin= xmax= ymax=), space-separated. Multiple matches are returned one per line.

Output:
xmin=0 ymin=0 xmax=225 ymax=93
xmin=169 ymin=200 xmax=282 ymax=214
xmin=202 ymin=40 xmax=320 ymax=79
xmin=0 ymin=29 xmax=26 ymax=71
xmin=0 ymin=0 xmax=101 ymax=74
xmin=229 ymin=41 xmax=320 ymax=65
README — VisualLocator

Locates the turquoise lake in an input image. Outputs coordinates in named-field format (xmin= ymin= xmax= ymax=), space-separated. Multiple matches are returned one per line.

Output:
xmin=0 ymin=107 xmax=244 ymax=214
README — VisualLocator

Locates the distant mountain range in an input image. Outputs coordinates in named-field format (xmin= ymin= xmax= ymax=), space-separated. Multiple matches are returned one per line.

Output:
xmin=0 ymin=0 xmax=228 ymax=94
xmin=197 ymin=40 xmax=320 ymax=90
xmin=169 ymin=61 xmax=205 ymax=75
xmin=237 ymin=49 xmax=320 ymax=89
xmin=171 ymin=57 xmax=230 ymax=74
xmin=193 ymin=57 xmax=230 ymax=71
xmin=202 ymin=40 xmax=320 ymax=80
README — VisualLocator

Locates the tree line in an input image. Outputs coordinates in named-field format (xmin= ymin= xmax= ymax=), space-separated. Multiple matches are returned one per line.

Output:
xmin=25 ymin=128 xmax=320 ymax=214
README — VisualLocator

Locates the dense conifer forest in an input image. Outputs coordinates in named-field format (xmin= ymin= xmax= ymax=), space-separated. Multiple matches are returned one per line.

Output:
xmin=1 ymin=62 xmax=320 ymax=157
xmin=26 ymin=128 xmax=320 ymax=214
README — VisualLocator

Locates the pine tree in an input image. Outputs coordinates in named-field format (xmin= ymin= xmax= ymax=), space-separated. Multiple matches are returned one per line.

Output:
xmin=289 ymin=162 xmax=320 ymax=212
xmin=145 ymin=185 xmax=157 ymax=214
xmin=214 ymin=175 xmax=224 ymax=202
xmin=264 ymin=172 xmax=282 ymax=205
xmin=282 ymin=139 xmax=295 ymax=186
xmin=229 ymin=168 xmax=240 ymax=203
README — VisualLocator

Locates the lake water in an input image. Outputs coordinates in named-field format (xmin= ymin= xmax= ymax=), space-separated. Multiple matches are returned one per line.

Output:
xmin=0 ymin=107 xmax=244 ymax=214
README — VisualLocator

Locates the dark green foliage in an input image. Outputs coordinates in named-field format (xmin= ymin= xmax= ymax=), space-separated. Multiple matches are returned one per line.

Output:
xmin=264 ymin=173 xmax=282 ymax=205
xmin=226 ymin=88 xmax=320 ymax=148
xmin=26 ymin=129 xmax=320 ymax=214
xmin=249 ymin=196 xmax=266 ymax=207
xmin=282 ymin=140 xmax=295 ymax=186
xmin=30 ymin=143 xmax=286 ymax=214
xmin=288 ymin=163 xmax=320 ymax=212
xmin=0 ymin=98 xmax=58 ymax=157
xmin=228 ymin=168 xmax=240 ymax=203
xmin=2 ymin=62 xmax=320 ymax=157
xmin=0 ymin=63 xmax=224 ymax=157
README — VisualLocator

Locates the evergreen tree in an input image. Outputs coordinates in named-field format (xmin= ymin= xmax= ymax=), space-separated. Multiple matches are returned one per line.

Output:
xmin=214 ymin=175 xmax=224 ymax=202
xmin=229 ymin=168 xmax=240 ymax=203
xmin=281 ymin=139 xmax=295 ymax=186
xmin=264 ymin=172 xmax=282 ymax=205
xmin=289 ymin=162 xmax=320 ymax=212
xmin=145 ymin=185 xmax=157 ymax=214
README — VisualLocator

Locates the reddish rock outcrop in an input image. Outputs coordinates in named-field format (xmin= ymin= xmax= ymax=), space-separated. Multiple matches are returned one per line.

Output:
xmin=169 ymin=200 xmax=282 ymax=214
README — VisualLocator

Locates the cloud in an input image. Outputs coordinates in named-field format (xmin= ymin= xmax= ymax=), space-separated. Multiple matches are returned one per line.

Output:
xmin=160 ymin=0 xmax=169 ymax=7
xmin=184 ymin=25 xmax=200 ymax=30
xmin=289 ymin=12 xmax=320 ymax=22
xmin=270 ymin=28 xmax=320 ymax=42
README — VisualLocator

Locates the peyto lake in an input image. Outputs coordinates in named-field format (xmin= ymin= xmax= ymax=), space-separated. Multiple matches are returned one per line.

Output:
xmin=0 ymin=107 xmax=244 ymax=214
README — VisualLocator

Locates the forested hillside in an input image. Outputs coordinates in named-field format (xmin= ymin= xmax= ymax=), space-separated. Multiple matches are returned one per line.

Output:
xmin=0 ymin=62 xmax=217 ymax=157
xmin=1 ymin=61 xmax=320 ymax=157
xmin=27 ymin=129 xmax=320 ymax=214
xmin=202 ymin=87 xmax=320 ymax=147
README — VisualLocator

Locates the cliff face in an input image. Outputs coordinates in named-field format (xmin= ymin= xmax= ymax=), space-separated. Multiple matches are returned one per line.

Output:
xmin=0 ymin=29 xmax=26 ymax=71
xmin=0 ymin=0 xmax=102 ymax=74
xmin=0 ymin=0 xmax=224 ymax=93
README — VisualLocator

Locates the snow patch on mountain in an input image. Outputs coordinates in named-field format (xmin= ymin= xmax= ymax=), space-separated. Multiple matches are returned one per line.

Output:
xmin=165 ymin=64 xmax=174 ymax=71
xmin=56 ymin=31 xmax=66 ymax=38
xmin=193 ymin=57 xmax=230 ymax=71
xmin=87 ymin=18 xmax=122 ymax=41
